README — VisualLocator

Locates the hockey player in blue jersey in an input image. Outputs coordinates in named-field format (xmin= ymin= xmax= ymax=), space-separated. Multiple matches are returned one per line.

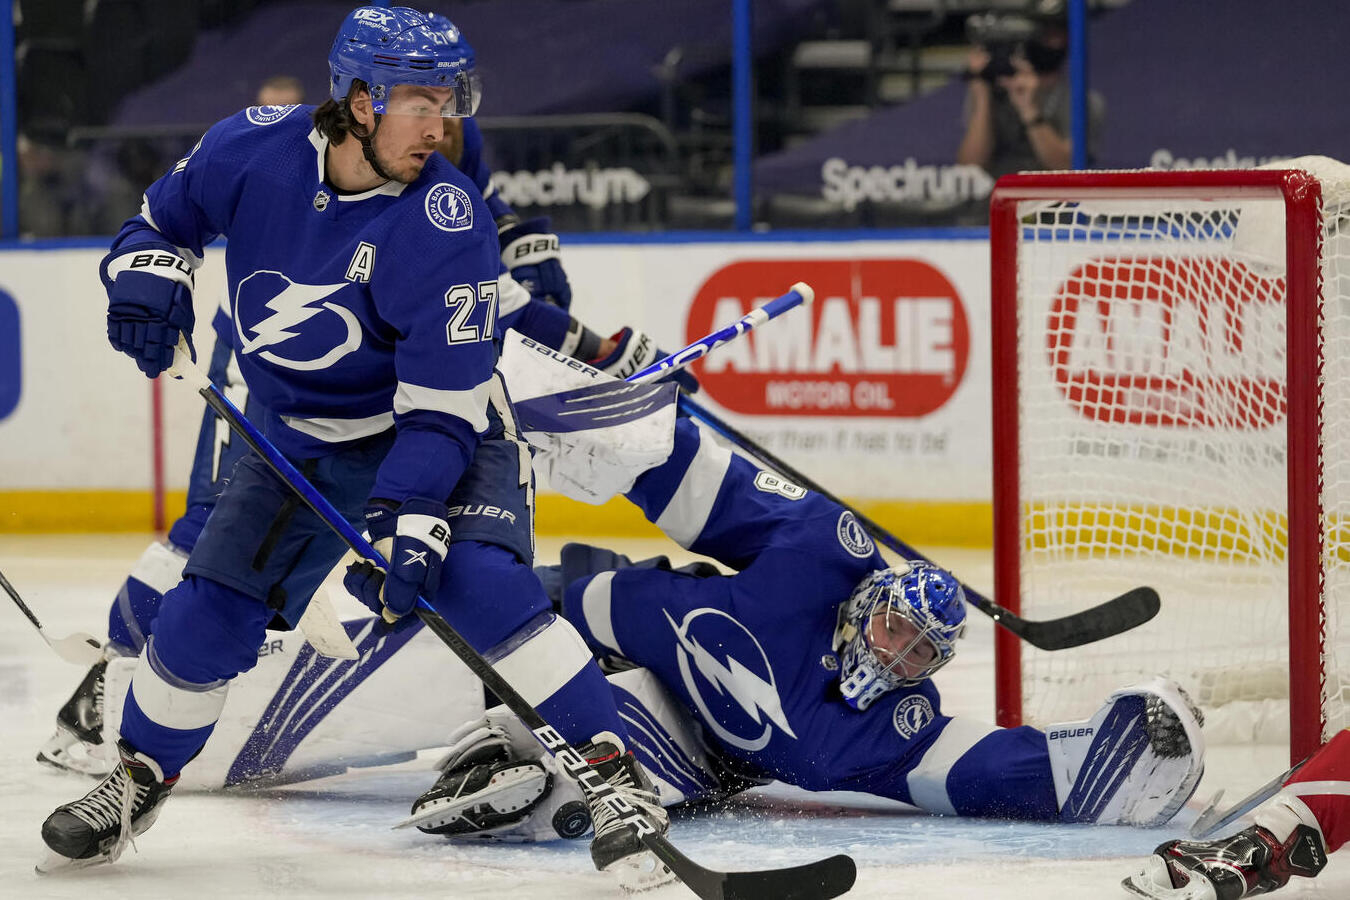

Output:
xmin=399 ymin=415 xmax=1207 ymax=839
xmin=37 ymin=8 xmax=672 ymax=886
xmin=38 ymin=11 xmax=673 ymax=777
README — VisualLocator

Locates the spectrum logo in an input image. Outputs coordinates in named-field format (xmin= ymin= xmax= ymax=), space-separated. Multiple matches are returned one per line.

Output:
xmin=689 ymin=259 xmax=969 ymax=417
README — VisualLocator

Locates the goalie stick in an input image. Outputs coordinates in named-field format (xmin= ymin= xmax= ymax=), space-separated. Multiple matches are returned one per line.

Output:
xmin=628 ymin=282 xmax=814 ymax=384
xmin=677 ymin=395 xmax=1160 ymax=652
xmin=0 ymin=568 xmax=103 ymax=666
xmin=166 ymin=347 xmax=857 ymax=900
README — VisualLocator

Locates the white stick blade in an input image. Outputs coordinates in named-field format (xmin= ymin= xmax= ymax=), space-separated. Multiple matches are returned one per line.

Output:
xmin=45 ymin=632 xmax=105 ymax=666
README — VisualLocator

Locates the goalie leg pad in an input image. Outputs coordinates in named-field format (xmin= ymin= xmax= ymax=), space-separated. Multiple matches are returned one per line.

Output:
xmin=1050 ymin=677 xmax=1205 ymax=826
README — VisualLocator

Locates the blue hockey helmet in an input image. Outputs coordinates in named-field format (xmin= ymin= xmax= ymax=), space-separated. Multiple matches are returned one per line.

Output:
xmin=834 ymin=562 xmax=967 ymax=711
xmin=328 ymin=6 xmax=480 ymax=116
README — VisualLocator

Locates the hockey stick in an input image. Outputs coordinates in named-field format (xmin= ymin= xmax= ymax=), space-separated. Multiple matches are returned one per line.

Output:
xmin=628 ymin=282 xmax=814 ymax=384
xmin=1188 ymin=755 xmax=1310 ymax=839
xmin=678 ymin=395 xmax=1160 ymax=652
xmin=0 ymin=568 xmax=104 ymax=666
xmin=166 ymin=349 xmax=856 ymax=900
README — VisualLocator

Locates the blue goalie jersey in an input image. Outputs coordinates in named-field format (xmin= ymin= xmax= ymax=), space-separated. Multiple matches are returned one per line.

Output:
xmin=564 ymin=419 xmax=1059 ymax=820
xmin=105 ymin=104 xmax=501 ymax=502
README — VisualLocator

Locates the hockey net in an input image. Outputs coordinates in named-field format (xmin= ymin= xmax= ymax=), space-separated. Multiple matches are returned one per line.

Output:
xmin=990 ymin=158 xmax=1350 ymax=763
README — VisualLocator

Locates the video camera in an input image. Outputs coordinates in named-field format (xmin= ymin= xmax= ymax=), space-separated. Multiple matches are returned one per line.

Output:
xmin=965 ymin=12 xmax=1039 ymax=82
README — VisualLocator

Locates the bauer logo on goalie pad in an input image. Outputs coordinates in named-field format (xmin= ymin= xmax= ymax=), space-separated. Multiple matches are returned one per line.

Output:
xmin=891 ymin=694 xmax=935 ymax=739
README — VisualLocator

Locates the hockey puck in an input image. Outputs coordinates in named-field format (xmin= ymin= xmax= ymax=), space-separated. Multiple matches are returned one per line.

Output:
xmin=551 ymin=800 xmax=592 ymax=840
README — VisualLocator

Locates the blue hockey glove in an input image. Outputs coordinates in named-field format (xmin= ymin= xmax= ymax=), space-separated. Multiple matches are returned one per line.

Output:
xmin=500 ymin=217 xmax=572 ymax=311
xmin=349 ymin=498 xmax=452 ymax=621
xmin=590 ymin=326 xmax=700 ymax=395
xmin=341 ymin=561 xmax=423 ymax=634
xmin=103 ymin=247 xmax=196 ymax=377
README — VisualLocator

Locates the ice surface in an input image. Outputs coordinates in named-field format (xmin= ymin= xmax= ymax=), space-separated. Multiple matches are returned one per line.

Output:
xmin=1 ymin=534 xmax=1346 ymax=899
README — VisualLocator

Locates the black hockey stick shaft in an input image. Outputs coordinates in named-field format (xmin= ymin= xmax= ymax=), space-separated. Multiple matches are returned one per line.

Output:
xmin=179 ymin=368 xmax=856 ymax=900
xmin=678 ymin=395 xmax=1159 ymax=651
xmin=0 ymin=568 xmax=44 ymax=630
xmin=0 ymin=568 xmax=104 ymax=664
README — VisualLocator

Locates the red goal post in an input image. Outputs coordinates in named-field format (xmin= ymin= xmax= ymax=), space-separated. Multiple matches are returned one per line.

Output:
xmin=989 ymin=164 xmax=1346 ymax=765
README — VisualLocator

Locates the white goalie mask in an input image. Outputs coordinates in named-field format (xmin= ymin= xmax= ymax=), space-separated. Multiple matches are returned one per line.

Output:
xmin=833 ymin=562 xmax=967 ymax=711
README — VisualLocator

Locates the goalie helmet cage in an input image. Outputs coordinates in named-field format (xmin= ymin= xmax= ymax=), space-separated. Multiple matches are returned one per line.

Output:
xmin=990 ymin=164 xmax=1350 ymax=766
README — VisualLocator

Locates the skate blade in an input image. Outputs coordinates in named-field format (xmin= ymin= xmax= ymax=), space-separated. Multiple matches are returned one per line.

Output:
xmin=1120 ymin=855 xmax=1214 ymax=900
xmin=604 ymin=849 xmax=678 ymax=894
xmin=36 ymin=726 xmax=116 ymax=777
xmin=35 ymin=849 xmax=111 ymax=875
xmin=395 ymin=765 xmax=547 ymax=830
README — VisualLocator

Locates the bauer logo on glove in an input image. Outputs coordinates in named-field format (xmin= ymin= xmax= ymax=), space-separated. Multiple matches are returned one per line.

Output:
xmin=349 ymin=498 xmax=452 ymax=620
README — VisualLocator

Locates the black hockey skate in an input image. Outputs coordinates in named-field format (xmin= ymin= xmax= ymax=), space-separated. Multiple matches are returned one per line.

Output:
xmin=1123 ymin=823 xmax=1327 ymax=899
xmin=580 ymin=732 xmax=675 ymax=891
xmin=37 ymin=739 xmax=178 ymax=872
xmin=37 ymin=656 xmax=115 ymax=776
xmin=406 ymin=722 xmax=552 ymax=838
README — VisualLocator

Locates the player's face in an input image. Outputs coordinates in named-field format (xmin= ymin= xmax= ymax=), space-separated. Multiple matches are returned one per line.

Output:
xmin=865 ymin=608 xmax=939 ymax=680
xmin=370 ymin=85 xmax=456 ymax=183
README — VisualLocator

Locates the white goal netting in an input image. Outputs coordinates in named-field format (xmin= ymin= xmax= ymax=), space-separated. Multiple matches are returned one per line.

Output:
xmin=998 ymin=158 xmax=1350 ymax=752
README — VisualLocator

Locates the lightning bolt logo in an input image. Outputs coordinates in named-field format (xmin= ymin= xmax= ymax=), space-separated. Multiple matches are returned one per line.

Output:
xmin=235 ymin=271 xmax=363 ymax=372
xmin=666 ymin=608 xmax=797 ymax=753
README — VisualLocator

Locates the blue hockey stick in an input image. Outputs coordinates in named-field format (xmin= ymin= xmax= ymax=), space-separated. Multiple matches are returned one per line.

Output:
xmin=627 ymin=281 xmax=813 ymax=384
xmin=166 ymin=343 xmax=854 ymax=900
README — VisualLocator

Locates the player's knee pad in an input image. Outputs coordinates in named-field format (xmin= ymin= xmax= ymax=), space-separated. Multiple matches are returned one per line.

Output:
xmin=435 ymin=542 xmax=551 ymax=650
xmin=1049 ymin=677 xmax=1205 ymax=827
xmin=151 ymin=575 xmax=275 ymax=685
xmin=108 ymin=540 xmax=190 ymax=654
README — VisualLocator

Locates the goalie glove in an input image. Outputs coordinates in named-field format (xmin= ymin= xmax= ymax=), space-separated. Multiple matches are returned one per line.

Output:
xmin=500 ymin=217 xmax=572 ymax=311
xmin=1049 ymin=677 xmax=1205 ymax=827
xmin=102 ymin=245 xmax=196 ymax=377
xmin=589 ymin=326 xmax=700 ymax=395
xmin=346 ymin=498 xmax=451 ymax=621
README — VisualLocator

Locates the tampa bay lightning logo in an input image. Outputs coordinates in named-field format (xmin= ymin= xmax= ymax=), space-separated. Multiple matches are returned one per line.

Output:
xmin=892 ymin=694 xmax=935 ymax=739
xmin=246 ymin=104 xmax=300 ymax=126
xmin=836 ymin=511 xmax=874 ymax=558
xmin=666 ymin=607 xmax=797 ymax=753
xmin=234 ymin=271 xmax=362 ymax=371
xmin=425 ymin=183 xmax=474 ymax=232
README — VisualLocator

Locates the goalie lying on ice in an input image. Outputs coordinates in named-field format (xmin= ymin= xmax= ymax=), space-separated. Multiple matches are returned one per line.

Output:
xmin=58 ymin=417 xmax=1205 ymax=841
xmin=393 ymin=417 xmax=1206 ymax=838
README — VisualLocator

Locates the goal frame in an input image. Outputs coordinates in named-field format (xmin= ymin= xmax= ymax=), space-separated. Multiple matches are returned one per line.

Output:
xmin=989 ymin=169 xmax=1326 ymax=765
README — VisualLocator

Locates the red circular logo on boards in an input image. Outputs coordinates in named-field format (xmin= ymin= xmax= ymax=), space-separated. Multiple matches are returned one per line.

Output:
xmin=687 ymin=259 xmax=969 ymax=417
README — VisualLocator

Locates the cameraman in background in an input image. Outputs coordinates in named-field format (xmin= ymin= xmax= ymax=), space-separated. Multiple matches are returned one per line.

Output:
xmin=956 ymin=12 xmax=1104 ymax=178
